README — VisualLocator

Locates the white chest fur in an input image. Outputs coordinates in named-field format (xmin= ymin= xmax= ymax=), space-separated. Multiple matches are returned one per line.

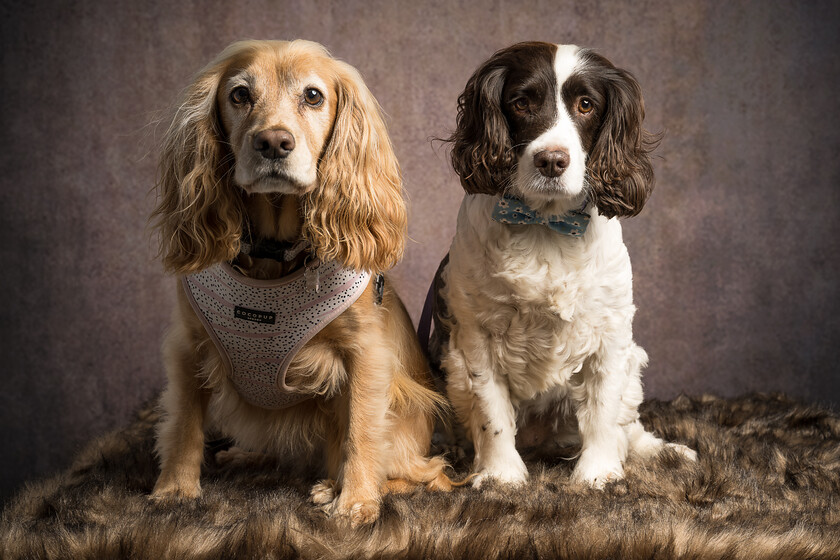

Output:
xmin=442 ymin=194 xmax=637 ymax=404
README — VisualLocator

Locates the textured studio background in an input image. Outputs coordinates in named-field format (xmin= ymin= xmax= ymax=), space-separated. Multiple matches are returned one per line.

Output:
xmin=2 ymin=0 xmax=839 ymax=502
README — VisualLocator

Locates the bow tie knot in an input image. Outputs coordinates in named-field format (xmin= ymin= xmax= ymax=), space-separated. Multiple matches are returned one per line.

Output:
xmin=491 ymin=196 xmax=590 ymax=237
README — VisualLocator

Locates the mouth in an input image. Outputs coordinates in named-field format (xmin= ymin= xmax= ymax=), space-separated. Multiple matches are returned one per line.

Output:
xmin=512 ymin=170 xmax=589 ymax=214
xmin=236 ymin=161 xmax=314 ymax=195
xmin=517 ymin=171 xmax=582 ymax=197
xmin=241 ymin=174 xmax=306 ymax=195
xmin=265 ymin=167 xmax=292 ymax=181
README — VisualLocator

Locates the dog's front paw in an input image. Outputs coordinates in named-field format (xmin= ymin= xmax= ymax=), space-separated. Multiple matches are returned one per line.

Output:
xmin=312 ymin=480 xmax=381 ymax=526
xmin=310 ymin=479 xmax=338 ymax=513
xmin=346 ymin=500 xmax=380 ymax=527
xmin=150 ymin=476 xmax=201 ymax=501
xmin=333 ymin=494 xmax=380 ymax=527
xmin=571 ymin=455 xmax=624 ymax=489
xmin=472 ymin=458 xmax=529 ymax=489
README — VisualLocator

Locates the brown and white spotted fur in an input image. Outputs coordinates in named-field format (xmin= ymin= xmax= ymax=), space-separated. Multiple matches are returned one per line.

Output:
xmin=432 ymin=42 xmax=696 ymax=488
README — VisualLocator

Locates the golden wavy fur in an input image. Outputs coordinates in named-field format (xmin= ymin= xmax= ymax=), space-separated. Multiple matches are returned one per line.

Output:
xmin=153 ymin=40 xmax=405 ymax=274
xmin=150 ymin=40 xmax=451 ymax=526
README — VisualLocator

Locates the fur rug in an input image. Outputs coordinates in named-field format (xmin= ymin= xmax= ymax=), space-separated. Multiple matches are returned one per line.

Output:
xmin=3 ymin=393 xmax=840 ymax=559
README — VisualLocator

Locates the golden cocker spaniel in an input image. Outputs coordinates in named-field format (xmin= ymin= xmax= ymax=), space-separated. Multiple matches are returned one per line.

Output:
xmin=150 ymin=40 xmax=451 ymax=526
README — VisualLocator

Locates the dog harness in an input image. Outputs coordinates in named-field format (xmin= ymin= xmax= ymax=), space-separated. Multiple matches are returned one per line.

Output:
xmin=183 ymin=260 xmax=371 ymax=409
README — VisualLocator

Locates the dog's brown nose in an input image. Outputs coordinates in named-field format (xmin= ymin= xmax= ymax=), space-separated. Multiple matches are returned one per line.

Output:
xmin=534 ymin=149 xmax=569 ymax=178
xmin=253 ymin=129 xmax=295 ymax=159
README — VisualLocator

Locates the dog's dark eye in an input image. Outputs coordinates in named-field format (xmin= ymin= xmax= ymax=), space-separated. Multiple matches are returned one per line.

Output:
xmin=304 ymin=88 xmax=324 ymax=106
xmin=230 ymin=86 xmax=251 ymax=105
xmin=512 ymin=98 xmax=529 ymax=113
xmin=578 ymin=98 xmax=593 ymax=114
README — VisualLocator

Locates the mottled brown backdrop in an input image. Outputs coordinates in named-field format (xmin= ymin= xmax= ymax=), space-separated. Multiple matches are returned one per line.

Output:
xmin=2 ymin=0 xmax=839 ymax=502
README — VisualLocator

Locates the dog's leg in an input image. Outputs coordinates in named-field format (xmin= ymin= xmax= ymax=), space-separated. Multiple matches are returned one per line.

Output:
xmin=625 ymin=420 xmax=696 ymax=462
xmin=311 ymin=404 xmax=347 ymax=512
xmin=620 ymin=346 xmax=698 ymax=463
xmin=152 ymin=333 xmax=211 ymax=499
xmin=570 ymin=350 xmax=632 ymax=488
xmin=330 ymin=337 xmax=392 ymax=526
xmin=445 ymin=346 xmax=527 ymax=487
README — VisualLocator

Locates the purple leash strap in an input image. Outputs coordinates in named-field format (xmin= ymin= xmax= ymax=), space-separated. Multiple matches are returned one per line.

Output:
xmin=417 ymin=278 xmax=435 ymax=358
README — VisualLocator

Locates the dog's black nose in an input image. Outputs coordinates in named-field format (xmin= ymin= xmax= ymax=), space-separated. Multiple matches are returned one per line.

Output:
xmin=253 ymin=129 xmax=295 ymax=159
xmin=533 ymin=149 xmax=569 ymax=178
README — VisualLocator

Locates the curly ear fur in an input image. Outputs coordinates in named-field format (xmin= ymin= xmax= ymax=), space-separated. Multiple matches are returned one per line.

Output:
xmin=447 ymin=53 xmax=515 ymax=195
xmin=304 ymin=61 xmax=406 ymax=273
xmin=586 ymin=57 xmax=659 ymax=219
xmin=152 ymin=48 xmax=247 ymax=275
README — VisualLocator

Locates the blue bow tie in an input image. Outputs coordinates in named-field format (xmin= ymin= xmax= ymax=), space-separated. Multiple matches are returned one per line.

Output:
xmin=491 ymin=196 xmax=590 ymax=237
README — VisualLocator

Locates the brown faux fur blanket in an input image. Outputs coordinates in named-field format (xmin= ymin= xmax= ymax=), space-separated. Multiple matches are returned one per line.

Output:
xmin=2 ymin=393 xmax=839 ymax=559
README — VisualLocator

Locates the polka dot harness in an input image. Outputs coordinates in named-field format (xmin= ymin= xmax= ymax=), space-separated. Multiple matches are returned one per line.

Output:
xmin=183 ymin=260 xmax=370 ymax=409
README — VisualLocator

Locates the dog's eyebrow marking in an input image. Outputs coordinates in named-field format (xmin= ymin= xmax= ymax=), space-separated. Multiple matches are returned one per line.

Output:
xmin=289 ymin=73 xmax=330 ymax=96
xmin=304 ymin=74 xmax=328 ymax=88
xmin=228 ymin=70 xmax=253 ymax=87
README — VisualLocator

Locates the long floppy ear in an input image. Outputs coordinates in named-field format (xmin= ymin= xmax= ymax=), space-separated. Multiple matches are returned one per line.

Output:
xmin=152 ymin=57 xmax=243 ymax=275
xmin=304 ymin=60 xmax=406 ymax=273
xmin=447 ymin=55 xmax=513 ymax=195
xmin=586 ymin=58 xmax=659 ymax=218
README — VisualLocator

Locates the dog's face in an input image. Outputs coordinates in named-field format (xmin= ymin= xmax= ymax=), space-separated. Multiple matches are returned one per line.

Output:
xmin=504 ymin=45 xmax=602 ymax=206
xmin=216 ymin=47 xmax=338 ymax=195
xmin=449 ymin=42 xmax=657 ymax=217
xmin=154 ymin=40 xmax=406 ymax=275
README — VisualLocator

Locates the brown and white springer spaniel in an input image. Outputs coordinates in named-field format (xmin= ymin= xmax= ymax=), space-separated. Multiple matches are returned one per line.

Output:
xmin=431 ymin=42 xmax=696 ymax=488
